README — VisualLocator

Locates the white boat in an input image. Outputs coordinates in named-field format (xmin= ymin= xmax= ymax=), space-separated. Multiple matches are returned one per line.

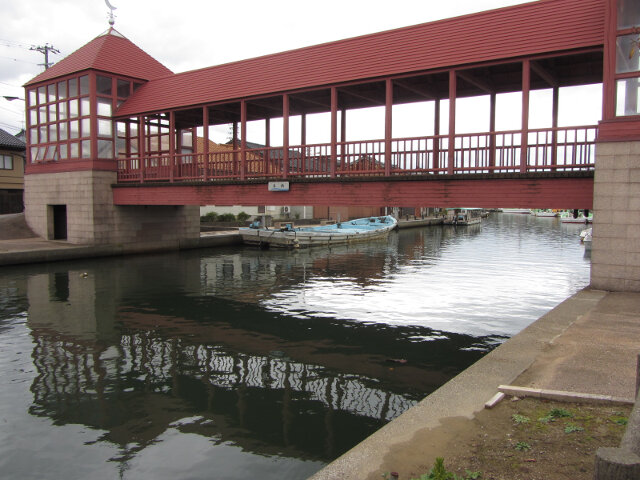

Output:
xmin=560 ymin=210 xmax=593 ymax=224
xmin=531 ymin=209 xmax=558 ymax=217
xmin=443 ymin=208 xmax=483 ymax=225
xmin=239 ymin=215 xmax=398 ymax=249
xmin=501 ymin=208 xmax=530 ymax=214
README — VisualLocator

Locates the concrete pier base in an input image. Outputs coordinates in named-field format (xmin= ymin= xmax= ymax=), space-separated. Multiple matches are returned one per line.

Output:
xmin=591 ymin=141 xmax=640 ymax=292
xmin=24 ymin=171 xmax=199 ymax=246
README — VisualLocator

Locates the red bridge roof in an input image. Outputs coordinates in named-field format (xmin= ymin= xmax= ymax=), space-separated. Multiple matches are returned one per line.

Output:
xmin=26 ymin=28 xmax=173 ymax=86
xmin=30 ymin=0 xmax=602 ymax=118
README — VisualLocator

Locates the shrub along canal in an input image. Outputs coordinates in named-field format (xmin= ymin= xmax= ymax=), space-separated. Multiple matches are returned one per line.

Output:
xmin=0 ymin=213 xmax=590 ymax=479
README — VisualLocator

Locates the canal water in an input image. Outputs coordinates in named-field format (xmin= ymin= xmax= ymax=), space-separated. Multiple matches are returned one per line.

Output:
xmin=0 ymin=213 xmax=590 ymax=480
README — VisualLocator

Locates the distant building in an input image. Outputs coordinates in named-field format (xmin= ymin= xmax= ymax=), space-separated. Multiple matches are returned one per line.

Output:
xmin=0 ymin=128 xmax=26 ymax=214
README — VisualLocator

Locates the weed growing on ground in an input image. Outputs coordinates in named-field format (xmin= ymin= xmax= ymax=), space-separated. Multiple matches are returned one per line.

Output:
xmin=564 ymin=423 xmax=585 ymax=434
xmin=511 ymin=414 xmax=530 ymax=424
xmin=514 ymin=441 xmax=531 ymax=451
xmin=382 ymin=458 xmax=482 ymax=480
xmin=538 ymin=407 xmax=574 ymax=423
xmin=549 ymin=408 xmax=574 ymax=418
xmin=610 ymin=414 xmax=628 ymax=426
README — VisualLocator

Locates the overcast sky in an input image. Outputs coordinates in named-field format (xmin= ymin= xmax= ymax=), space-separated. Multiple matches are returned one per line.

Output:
xmin=0 ymin=0 xmax=601 ymax=141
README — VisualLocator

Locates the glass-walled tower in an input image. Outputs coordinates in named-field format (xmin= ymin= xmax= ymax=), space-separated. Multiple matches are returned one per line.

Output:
xmin=22 ymin=28 xmax=199 ymax=245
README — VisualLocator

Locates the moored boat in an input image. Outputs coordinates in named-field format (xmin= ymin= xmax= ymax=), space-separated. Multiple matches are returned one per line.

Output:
xmin=501 ymin=208 xmax=530 ymax=214
xmin=560 ymin=210 xmax=593 ymax=224
xmin=443 ymin=208 xmax=483 ymax=225
xmin=531 ymin=209 xmax=558 ymax=217
xmin=239 ymin=215 xmax=398 ymax=249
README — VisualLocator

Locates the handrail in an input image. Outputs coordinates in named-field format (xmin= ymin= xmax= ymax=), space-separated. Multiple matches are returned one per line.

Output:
xmin=116 ymin=125 xmax=597 ymax=183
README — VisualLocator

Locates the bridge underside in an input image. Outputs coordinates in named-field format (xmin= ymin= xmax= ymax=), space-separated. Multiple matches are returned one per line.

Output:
xmin=112 ymin=173 xmax=593 ymax=210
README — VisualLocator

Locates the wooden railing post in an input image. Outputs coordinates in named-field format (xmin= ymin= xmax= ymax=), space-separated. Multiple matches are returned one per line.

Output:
xmin=489 ymin=93 xmax=496 ymax=170
xmin=330 ymin=87 xmax=337 ymax=177
xmin=520 ymin=60 xmax=530 ymax=173
xmin=240 ymin=99 xmax=247 ymax=180
xmin=169 ymin=111 xmax=175 ymax=182
xmin=265 ymin=117 xmax=271 ymax=174
xmin=433 ymin=99 xmax=440 ymax=172
xmin=301 ymin=113 xmax=306 ymax=174
xmin=232 ymin=121 xmax=238 ymax=177
xmin=138 ymin=115 xmax=145 ymax=183
xmin=203 ymin=106 xmax=209 ymax=181
xmin=551 ymin=86 xmax=559 ymax=168
xmin=282 ymin=94 xmax=289 ymax=179
xmin=448 ymin=70 xmax=456 ymax=175
xmin=385 ymin=78 xmax=392 ymax=176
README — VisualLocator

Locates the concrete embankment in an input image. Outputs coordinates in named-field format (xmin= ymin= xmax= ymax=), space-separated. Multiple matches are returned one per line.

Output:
xmin=0 ymin=231 xmax=241 ymax=266
xmin=0 ymin=214 xmax=442 ymax=267
xmin=309 ymin=288 xmax=640 ymax=480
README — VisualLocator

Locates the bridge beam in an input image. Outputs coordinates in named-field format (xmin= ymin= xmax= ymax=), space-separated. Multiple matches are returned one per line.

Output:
xmin=112 ymin=175 xmax=593 ymax=210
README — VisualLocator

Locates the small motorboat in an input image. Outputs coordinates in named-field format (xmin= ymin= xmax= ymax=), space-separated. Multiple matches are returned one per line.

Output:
xmin=443 ymin=208 xmax=483 ymax=225
xmin=239 ymin=215 xmax=398 ymax=249
xmin=560 ymin=211 xmax=593 ymax=223
xmin=531 ymin=209 xmax=558 ymax=217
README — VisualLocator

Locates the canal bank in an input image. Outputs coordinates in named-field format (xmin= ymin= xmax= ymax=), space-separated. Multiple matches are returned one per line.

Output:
xmin=0 ymin=231 xmax=241 ymax=266
xmin=309 ymin=288 xmax=640 ymax=480
xmin=0 ymin=214 xmax=444 ymax=266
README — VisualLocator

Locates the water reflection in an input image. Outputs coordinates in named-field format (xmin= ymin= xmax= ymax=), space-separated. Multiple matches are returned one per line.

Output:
xmin=0 ymin=214 xmax=590 ymax=479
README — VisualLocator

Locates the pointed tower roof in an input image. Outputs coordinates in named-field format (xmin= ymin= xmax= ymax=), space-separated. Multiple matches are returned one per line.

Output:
xmin=25 ymin=28 xmax=173 ymax=86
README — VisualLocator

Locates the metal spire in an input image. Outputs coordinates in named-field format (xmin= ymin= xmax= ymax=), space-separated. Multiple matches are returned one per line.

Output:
xmin=105 ymin=0 xmax=117 ymax=26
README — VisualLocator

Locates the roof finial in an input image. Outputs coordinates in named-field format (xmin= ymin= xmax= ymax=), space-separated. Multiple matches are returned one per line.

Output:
xmin=105 ymin=0 xmax=117 ymax=26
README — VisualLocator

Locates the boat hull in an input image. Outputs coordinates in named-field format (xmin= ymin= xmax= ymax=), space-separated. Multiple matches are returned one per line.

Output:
xmin=239 ymin=216 xmax=398 ymax=249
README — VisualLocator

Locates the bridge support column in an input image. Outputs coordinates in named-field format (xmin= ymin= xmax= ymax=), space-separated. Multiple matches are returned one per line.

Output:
xmin=24 ymin=171 xmax=200 ymax=246
xmin=591 ymin=140 xmax=640 ymax=292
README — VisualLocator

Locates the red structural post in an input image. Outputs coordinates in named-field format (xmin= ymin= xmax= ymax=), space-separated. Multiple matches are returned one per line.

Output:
xmin=138 ymin=115 xmax=145 ymax=183
xmin=602 ymin=0 xmax=616 ymax=120
xmin=341 ymin=108 xmax=346 ymax=170
xmin=489 ymin=92 xmax=496 ymax=169
xmin=202 ymin=106 xmax=209 ymax=181
xmin=265 ymin=117 xmax=271 ymax=175
xmin=301 ymin=113 xmax=306 ymax=173
xmin=330 ymin=87 xmax=337 ymax=177
xmin=448 ymin=70 xmax=456 ymax=175
xmin=232 ymin=122 xmax=238 ymax=177
xmin=265 ymin=117 xmax=271 ymax=147
xmin=433 ymin=99 xmax=440 ymax=171
xmin=385 ymin=78 xmax=392 ymax=176
xmin=240 ymin=100 xmax=247 ymax=180
xmin=551 ymin=86 xmax=559 ymax=167
xmin=520 ymin=59 xmax=530 ymax=173
xmin=282 ymin=94 xmax=289 ymax=178
xmin=169 ymin=110 xmax=175 ymax=182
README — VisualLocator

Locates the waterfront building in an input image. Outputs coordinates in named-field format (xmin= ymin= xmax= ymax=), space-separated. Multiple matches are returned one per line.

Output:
xmin=0 ymin=128 xmax=26 ymax=214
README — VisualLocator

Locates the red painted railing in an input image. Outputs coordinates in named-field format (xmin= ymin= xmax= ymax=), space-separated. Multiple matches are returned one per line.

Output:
xmin=117 ymin=125 xmax=596 ymax=183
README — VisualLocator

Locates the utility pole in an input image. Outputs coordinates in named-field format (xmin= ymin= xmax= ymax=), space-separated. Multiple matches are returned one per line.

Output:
xmin=30 ymin=43 xmax=60 ymax=70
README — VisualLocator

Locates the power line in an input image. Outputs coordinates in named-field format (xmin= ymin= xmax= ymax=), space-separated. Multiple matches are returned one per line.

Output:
xmin=0 ymin=38 xmax=34 ymax=50
xmin=0 ymin=55 xmax=40 ymax=66
xmin=0 ymin=120 xmax=22 ymax=132
xmin=0 ymin=105 xmax=23 ymax=116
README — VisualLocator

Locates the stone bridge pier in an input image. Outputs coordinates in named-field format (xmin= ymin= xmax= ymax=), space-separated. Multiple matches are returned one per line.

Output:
xmin=592 ymin=141 xmax=640 ymax=292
